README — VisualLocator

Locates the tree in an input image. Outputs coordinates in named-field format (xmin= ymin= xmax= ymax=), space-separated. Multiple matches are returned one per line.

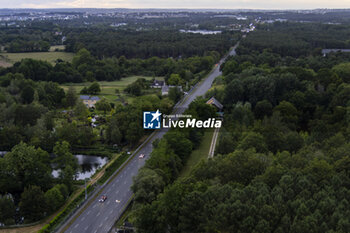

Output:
xmin=53 ymin=141 xmax=78 ymax=172
xmin=3 ymin=142 xmax=52 ymax=193
xmin=88 ymin=82 xmax=101 ymax=94
xmin=124 ymin=82 xmax=142 ymax=96
xmin=105 ymin=118 xmax=122 ymax=145
xmin=237 ymin=132 xmax=268 ymax=153
xmin=66 ymin=86 xmax=77 ymax=107
xmin=19 ymin=186 xmax=46 ymax=223
xmin=255 ymin=100 xmax=273 ymax=119
xmin=45 ymin=186 xmax=64 ymax=213
xmin=131 ymin=168 xmax=166 ymax=204
xmin=164 ymin=131 xmax=193 ymax=162
xmin=21 ymin=86 xmax=35 ymax=104
xmin=59 ymin=165 xmax=75 ymax=193
xmin=74 ymin=101 xmax=88 ymax=121
xmin=95 ymin=99 xmax=112 ymax=113
xmin=167 ymin=74 xmax=184 ymax=86
xmin=168 ymin=87 xmax=183 ymax=103
xmin=273 ymin=101 xmax=299 ymax=130
xmin=0 ymin=195 xmax=15 ymax=225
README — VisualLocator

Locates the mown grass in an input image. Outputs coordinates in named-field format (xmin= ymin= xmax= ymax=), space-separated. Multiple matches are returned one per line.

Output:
xmin=61 ymin=76 xmax=163 ymax=104
xmin=179 ymin=130 xmax=215 ymax=177
xmin=0 ymin=51 xmax=74 ymax=65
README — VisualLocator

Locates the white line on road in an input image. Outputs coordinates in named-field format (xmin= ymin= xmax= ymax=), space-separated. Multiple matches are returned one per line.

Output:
xmin=74 ymin=224 xmax=79 ymax=228
xmin=97 ymin=212 xmax=100 ymax=217
xmin=84 ymin=226 xmax=88 ymax=231
xmin=81 ymin=216 xmax=85 ymax=221
xmin=87 ymin=210 xmax=91 ymax=215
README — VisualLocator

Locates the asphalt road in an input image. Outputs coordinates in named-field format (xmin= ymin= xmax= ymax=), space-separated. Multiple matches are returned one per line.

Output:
xmin=62 ymin=43 xmax=238 ymax=233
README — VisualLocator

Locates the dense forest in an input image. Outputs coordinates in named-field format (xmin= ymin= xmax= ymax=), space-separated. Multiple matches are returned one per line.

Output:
xmin=64 ymin=30 xmax=236 ymax=58
xmin=238 ymin=22 xmax=350 ymax=57
xmin=130 ymin=22 xmax=350 ymax=233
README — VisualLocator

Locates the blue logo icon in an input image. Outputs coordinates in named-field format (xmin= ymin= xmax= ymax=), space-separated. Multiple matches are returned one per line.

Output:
xmin=143 ymin=110 xmax=162 ymax=129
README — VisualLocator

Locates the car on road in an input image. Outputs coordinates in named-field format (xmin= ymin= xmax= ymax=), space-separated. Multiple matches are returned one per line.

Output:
xmin=99 ymin=195 xmax=107 ymax=202
xmin=138 ymin=153 xmax=145 ymax=159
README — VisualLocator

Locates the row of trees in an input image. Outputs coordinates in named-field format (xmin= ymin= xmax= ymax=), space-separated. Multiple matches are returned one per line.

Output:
xmin=6 ymin=48 xmax=219 ymax=84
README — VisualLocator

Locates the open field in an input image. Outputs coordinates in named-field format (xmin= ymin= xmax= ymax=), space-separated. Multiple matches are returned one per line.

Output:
xmin=179 ymin=130 xmax=214 ymax=177
xmin=61 ymin=76 xmax=164 ymax=103
xmin=49 ymin=45 xmax=66 ymax=51
xmin=0 ymin=51 xmax=74 ymax=66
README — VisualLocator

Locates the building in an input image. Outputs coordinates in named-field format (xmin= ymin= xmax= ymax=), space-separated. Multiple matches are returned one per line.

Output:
xmin=80 ymin=95 xmax=100 ymax=108
xmin=161 ymin=85 xmax=183 ymax=96
xmin=206 ymin=97 xmax=223 ymax=111
xmin=150 ymin=80 xmax=165 ymax=88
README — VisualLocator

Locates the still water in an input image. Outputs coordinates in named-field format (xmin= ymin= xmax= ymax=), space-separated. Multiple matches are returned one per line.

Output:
xmin=52 ymin=154 xmax=108 ymax=180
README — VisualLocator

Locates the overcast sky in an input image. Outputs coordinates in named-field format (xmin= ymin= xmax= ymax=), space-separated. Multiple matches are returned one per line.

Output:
xmin=1 ymin=0 xmax=350 ymax=9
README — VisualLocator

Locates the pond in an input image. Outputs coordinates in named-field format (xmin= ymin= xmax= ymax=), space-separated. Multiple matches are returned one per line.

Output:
xmin=52 ymin=154 xmax=109 ymax=180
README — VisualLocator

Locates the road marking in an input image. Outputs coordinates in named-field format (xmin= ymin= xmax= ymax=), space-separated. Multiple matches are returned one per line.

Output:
xmin=99 ymin=223 xmax=103 ymax=228
xmin=105 ymin=216 xmax=108 ymax=221
xmin=124 ymin=181 xmax=127 ymax=184
xmin=84 ymin=226 xmax=89 ymax=231
xmin=110 ymin=209 xmax=113 ymax=214
xmin=81 ymin=216 xmax=85 ymax=221
xmin=93 ymin=204 xmax=97 ymax=208
xmin=116 ymin=190 xmax=119 ymax=194
xmin=74 ymin=224 xmax=79 ymax=228
xmin=87 ymin=210 xmax=91 ymax=215
xmin=97 ymin=212 xmax=100 ymax=217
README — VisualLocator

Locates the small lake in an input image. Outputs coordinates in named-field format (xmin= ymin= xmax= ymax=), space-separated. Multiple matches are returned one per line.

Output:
xmin=52 ymin=154 xmax=109 ymax=180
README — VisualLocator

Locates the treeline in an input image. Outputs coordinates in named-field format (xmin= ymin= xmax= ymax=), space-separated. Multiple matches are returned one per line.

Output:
xmin=5 ymin=48 xmax=220 ymax=84
xmin=238 ymin=22 xmax=350 ymax=57
xmin=0 ymin=24 xmax=63 ymax=52
xmin=64 ymin=29 xmax=234 ymax=59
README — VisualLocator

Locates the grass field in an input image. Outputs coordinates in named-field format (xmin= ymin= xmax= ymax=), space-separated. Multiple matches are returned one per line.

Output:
xmin=179 ymin=130 xmax=215 ymax=177
xmin=0 ymin=51 xmax=74 ymax=66
xmin=61 ymin=76 xmax=164 ymax=103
